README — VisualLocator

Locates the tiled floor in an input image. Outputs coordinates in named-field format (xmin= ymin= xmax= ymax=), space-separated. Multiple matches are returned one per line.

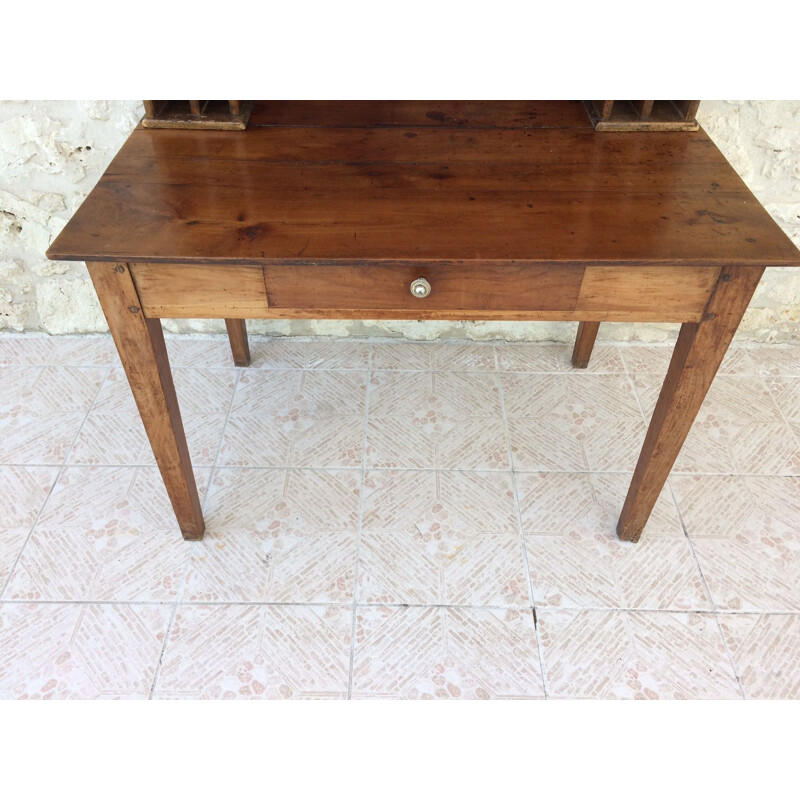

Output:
xmin=1 ymin=333 xmax=799 ymax=700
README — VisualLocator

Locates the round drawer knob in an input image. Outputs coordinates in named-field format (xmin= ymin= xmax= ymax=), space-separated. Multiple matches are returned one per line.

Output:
xmin=410 ymin=278 xmax=431 ymax=298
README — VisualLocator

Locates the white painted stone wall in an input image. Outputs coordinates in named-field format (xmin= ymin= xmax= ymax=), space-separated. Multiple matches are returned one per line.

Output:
xmin=1 ymin=100 xmax=798 ymax=342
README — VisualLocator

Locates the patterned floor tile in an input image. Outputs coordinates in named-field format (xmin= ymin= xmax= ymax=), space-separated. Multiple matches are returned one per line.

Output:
xmin=0 ymin=335 xmax=118 ymax=367
xmin=498 ymin=342 xmax=625 ymax=373
xmin=516 ymin=471 xmax=683 ymax=539
xmin=4 ymin=526 xmax=190 ymax=602
xmin=248 ymin=339 xmax=308 ymax=369
xmin=632 ymin=373 xmax=781 ymax=423
xmin=790 ymin=423 xmax=800 ymax=468
xmin=362 ymin=470 xmax=518 ymax=535
xmin=70 ymin=411 xmax=227 ymax=467
xmin=1 ymin=367 xmax=43 ymax=412
xmin=0 ymin=411 xmax=87 ymax=465
xmin=93 ymin=367 xmax=237 ymax=417
xmin=503 ymin=373 xmax=642 ymax=419
xmin=764 ymin=375 xmax=800 ymax=426
xmin=231 ymin=369 xmax=368 ymax=418
xmin=538 ymin=609 xmax=740 ymax=699
xmin=172 ymin=368 xmax=238 ymax=415
xmin=619 ymin=344 xmax=677 ymax=376
xmin=352 ymin=606 xmax=544 ymax=699
xmin=248 ymin=339 xmax=370 ymax=370
xmin=633 ymin=374 xmax=797 ymax=475
xmin=369 ymin=370 xmax=504 ymax=418
xmin=366 ymin=415 xmax=509 ymax=470
xmin=358 ymin=530 xmax=529 ymax=607
xmin=370 ymin=343 xmax=438 ymax=371
xmin=154 ymin=604 xmax=352 ymax=699
xmin=165 ymin=336 xmax=235 ymax=369
xmin=429 ymin=344 xmax=497 ymax=372
xmin=506 ymin=416 xmax=586 ymax=472
xmin=671 ymin=475 xmax=800 ymax=541
xmin=305 ymin=341 xmax=371 ymax=370
xmin=748 ymin=345 xmax=800 ymax=376
xmin=0 ymin=602 xmax=170 ymax=699
xmin=370 ymin=342 xmax=498 ymax=372
xmin=0 ymin=337 xmax=52 ymax=366
xmin=691 ymin=537 xmax=800 ymax=612
xmin=219 ymin=412 xmax=364 ymax=468
xmin=719 ymin=613 xmax=800 ymax=699
xmin=37 ymin=466 xmax=210 ymax=532
xmin=366 ymin=371 xmax=508 ymax=468
xmin=88 ymin=367 xmax=139 ymax=416
xmin=504 ymin=374 xmax=647 ymax=471
xmin=525 ymin=535 xmax=710 ymax=610
xmin=697 ymin=375 xmax=782 ymax=427
xmin=1 ymin=335 xmax=798 ymax=701
xmin=216 ymin=415 xmax=290 ymax=468
xmin=0 ymin=529 xmax=29 ymax=589
xmin=204 ymin=468 xmax=361 ymax=535
xmin=229 ymin=369 xmax=306 ymax=416
xmin=684 ymin=419 xmax=797 ymax=475
xmin=182 ymin=530 xmax=357 ymax=603
xmin=0 ymin=465 xmax=60 ymax=527
xmin=0 ymin=366 xmax=105 ymax=415
xmin=620 ymin=344 xmax=756 ymax=376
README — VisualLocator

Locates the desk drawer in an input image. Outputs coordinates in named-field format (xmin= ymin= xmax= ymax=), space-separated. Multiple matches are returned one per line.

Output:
xmin=263 ymin=264 xmax=584 ymax=315
xmin=130 ymin=262 xmax=720 ymax=323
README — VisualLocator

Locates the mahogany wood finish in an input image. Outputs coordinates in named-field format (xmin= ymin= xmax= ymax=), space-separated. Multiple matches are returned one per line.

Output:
xmin=264 ymin=263 xmax=584 ymax=314
xmin=617 ymin=266 xmax=765 ymax=542
xmin=142 ymin=100 xmax=253 ymax=130
xmin=49 ymin=109 xmax=798 ymax=268
xmin=48 ymin=102 xmax=800 ymax=543
xmin=224 ymin=319 xmax=251 ymax=367
xmin=572 ymin=322 xmax=601 ymax=368
xmin=585 ymin=100 xmax=701 ymax=131
xmin=86 ymin=262 xmax=205 ymax=539
xmin=130 ymin=263 xmax=268 ymax=317
xmin=129 ymin=262 xmax=721 ymax=322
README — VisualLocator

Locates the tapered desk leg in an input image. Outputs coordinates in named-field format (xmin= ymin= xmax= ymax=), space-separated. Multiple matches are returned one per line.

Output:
xmin=224 ymin=319 xmax=251 ymax=366
xmin=572 ymin=322 xmax=600 ymax=368
xmin=87 ymin=262 xmax=205 ymax=540
xmin=618 ymin=266 xmax=763 ymax=542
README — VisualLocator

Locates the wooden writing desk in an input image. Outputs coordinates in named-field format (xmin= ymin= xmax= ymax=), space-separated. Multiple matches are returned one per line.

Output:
xmin=47 ymin=101 xmax=800 ymax=543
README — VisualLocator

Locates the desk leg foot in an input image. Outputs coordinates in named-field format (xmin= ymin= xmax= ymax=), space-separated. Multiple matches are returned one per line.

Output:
xmin=225 ymin=318 xmax=251 ymax=366
xmin=617 ymin=266 xmax=764 ymax=542
xmin=87 ymin=262 xmax=205 ymax=541
xmin=572 ymin=322 xmax=600 ymax=368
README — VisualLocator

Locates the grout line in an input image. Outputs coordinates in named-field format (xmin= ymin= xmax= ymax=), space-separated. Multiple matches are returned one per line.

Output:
xmin=346 ymin=343 xmax=373 ymax=699
xmin=761 ymin=371 xmax=800 ymax=448
xmin=148 ymin=574 xmax=185 ymax=701
xmin=623 ymin=367 xmax=651 ymax=429
xmin=2 ymin=461 xmax=798 ymax=479
xmin=627 ymin=354 xmax=748 ymax=698
xmin=0 ymin=365 xmax=111 ymax=601
xmin=494 ymin=350 xmax=550 ymax=698
xmin=669 ymin=482 xmax=747 ymax=699
xmin=3 ymin=338 xmax=799 ymax=701
xmin=2 ymin=598 xmax=799 ymax=614
xmin=148 ymin=362 xmax=243 ymax=700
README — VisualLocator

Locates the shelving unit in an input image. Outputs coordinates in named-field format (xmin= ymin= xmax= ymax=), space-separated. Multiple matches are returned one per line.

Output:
xmin=584 ymin=100 xmax=700 ymax=131
xmin=142 ymin=100 xmax=253 ymax=130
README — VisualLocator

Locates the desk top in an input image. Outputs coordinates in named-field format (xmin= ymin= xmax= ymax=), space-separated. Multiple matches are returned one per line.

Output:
xmin=48 ymin=101 xmax=799 ymax=268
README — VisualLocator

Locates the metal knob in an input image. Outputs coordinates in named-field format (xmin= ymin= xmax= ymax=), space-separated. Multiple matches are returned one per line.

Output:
xmin=410 ymin=278 xmax=431 ymax=298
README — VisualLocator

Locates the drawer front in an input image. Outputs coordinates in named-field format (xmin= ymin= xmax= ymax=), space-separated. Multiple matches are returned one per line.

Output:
xmin=130 ymin=262 xmax=720 ymax=323
xmin=131 ymin=263 xmax=269 ymax=318
xmin=263 ymin=264 xmax=584 ymax=314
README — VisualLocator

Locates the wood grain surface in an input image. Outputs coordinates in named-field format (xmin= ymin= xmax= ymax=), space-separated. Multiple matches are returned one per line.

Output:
xmin=48 ymin=102 xmax=799 ymax=268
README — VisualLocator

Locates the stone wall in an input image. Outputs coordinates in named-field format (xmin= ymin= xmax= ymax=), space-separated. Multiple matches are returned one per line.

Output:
xmin=1 ymin=100 xmax=798 ymax=342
